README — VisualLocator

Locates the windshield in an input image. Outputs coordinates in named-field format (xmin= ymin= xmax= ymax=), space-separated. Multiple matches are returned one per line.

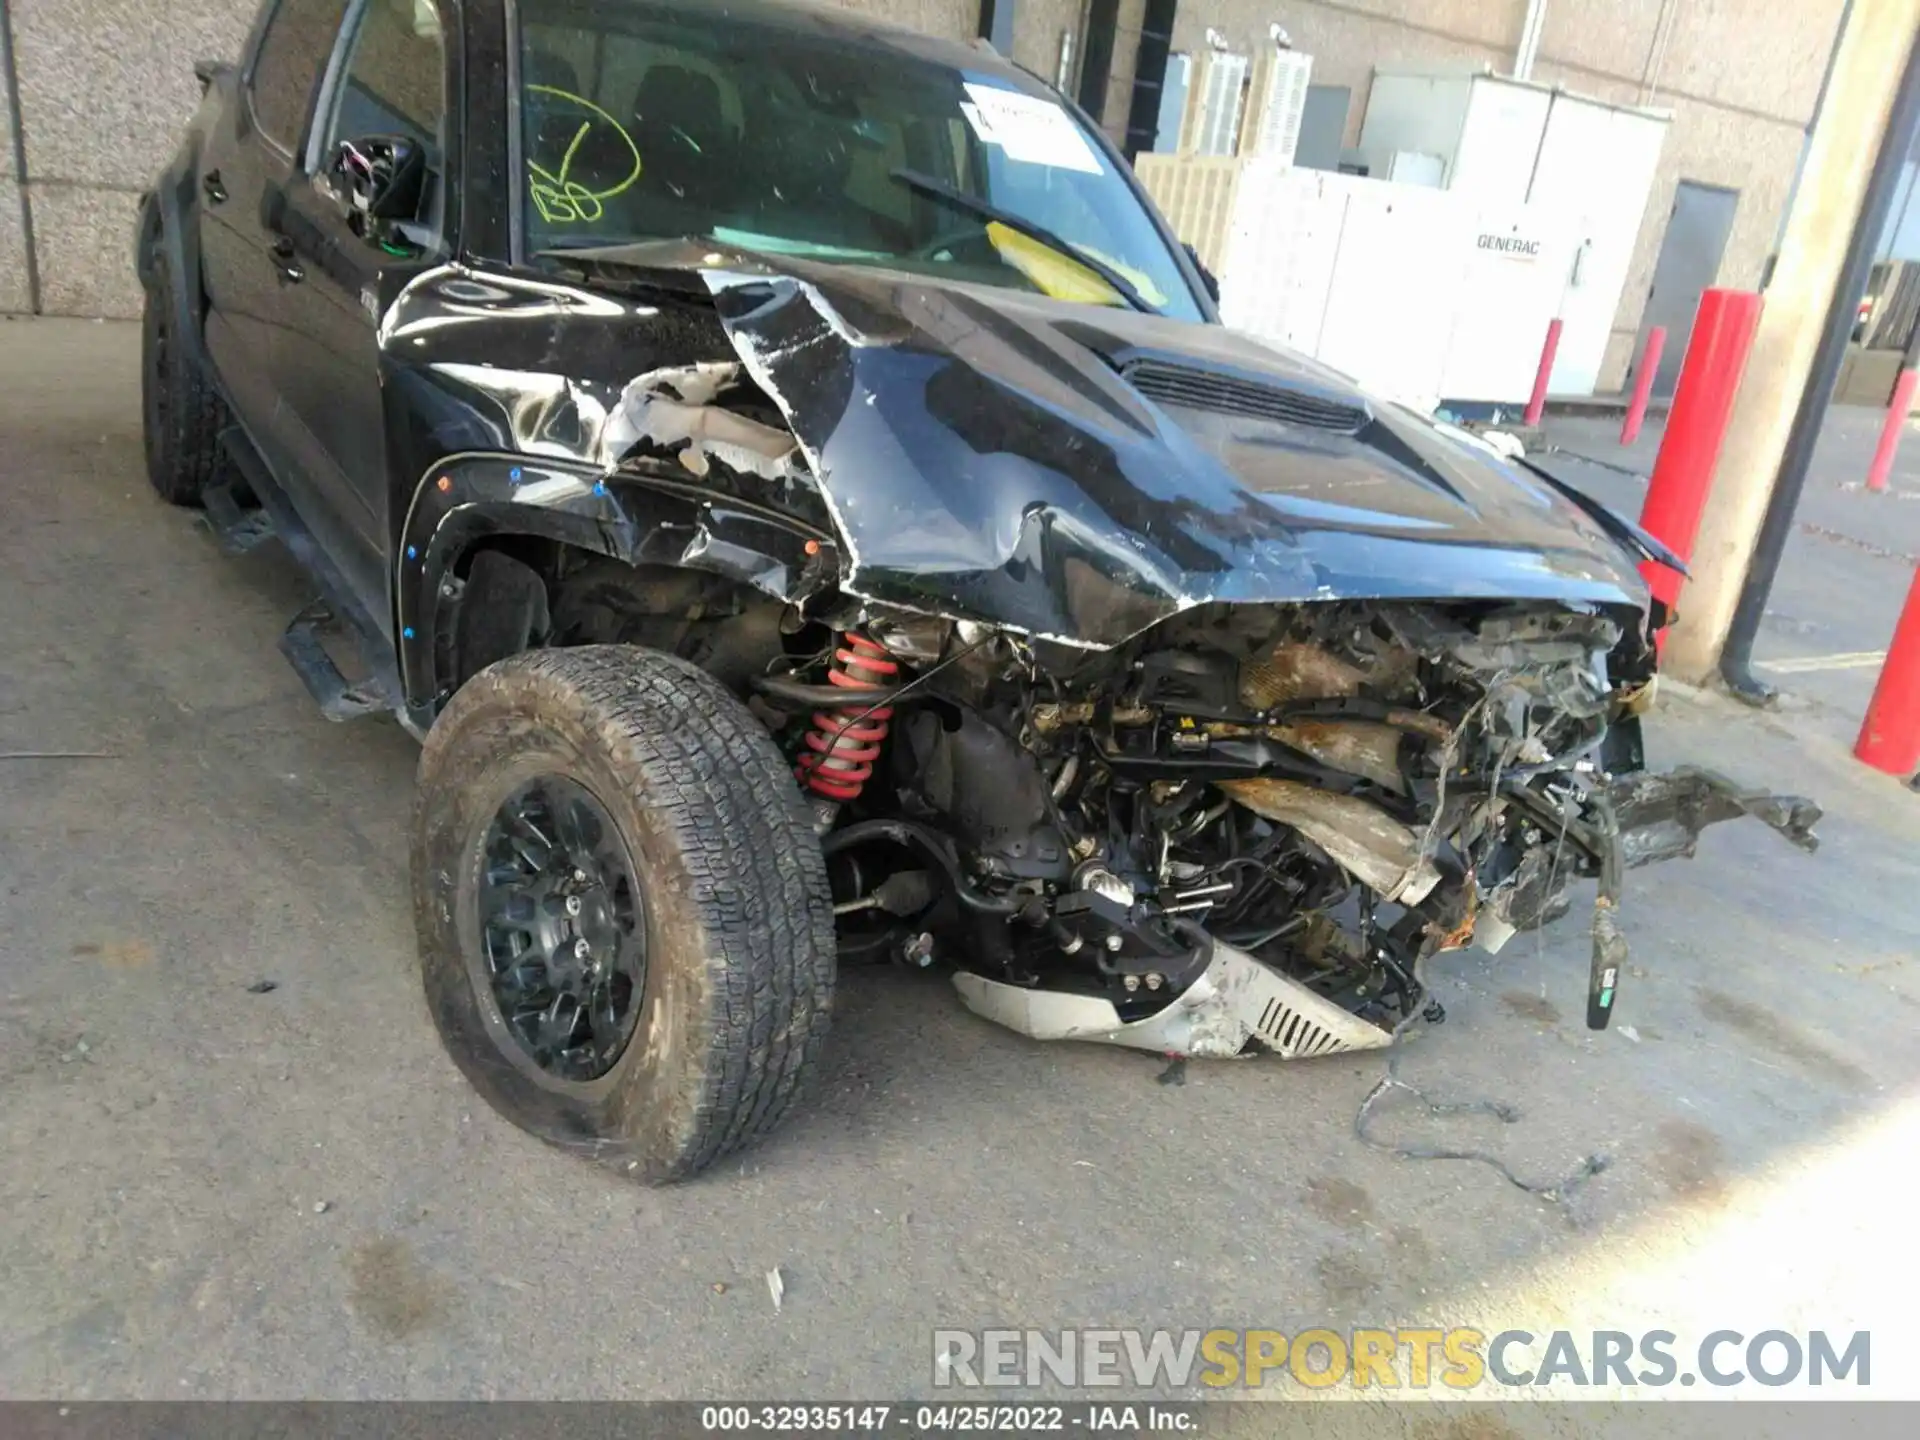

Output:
xmin=516 ymin=0 xmax=1204 ymax=319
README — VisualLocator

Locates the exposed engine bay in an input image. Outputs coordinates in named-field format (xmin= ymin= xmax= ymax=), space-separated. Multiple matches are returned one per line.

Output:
xmin=744 ymin=595 xmax=1822 ymax=1059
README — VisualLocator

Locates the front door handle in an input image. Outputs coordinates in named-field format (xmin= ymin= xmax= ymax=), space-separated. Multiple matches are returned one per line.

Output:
xmin=202 ymin=169 xmax=227 ymax=205
xmin=270 ymin=234 xmax=303 ymax=283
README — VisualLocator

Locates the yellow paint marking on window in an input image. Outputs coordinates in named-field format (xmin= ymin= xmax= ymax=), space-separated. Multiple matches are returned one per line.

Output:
xmin=525 ymin=84 xmax=642 ymax=225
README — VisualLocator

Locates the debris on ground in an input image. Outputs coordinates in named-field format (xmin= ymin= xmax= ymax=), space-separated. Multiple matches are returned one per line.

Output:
xmin=313 ymin=1200 xmax=330 ymax=1214
xmin=246 ymin=980 xmax=279 ymax=994
xmin=766 ymin=1266 xmax=785 ymax=1312
xmin=1156 ymin=1056 xmax=1188 ymax=1087
xmin=1356 ymin=955 xmax=1612 ymax=1209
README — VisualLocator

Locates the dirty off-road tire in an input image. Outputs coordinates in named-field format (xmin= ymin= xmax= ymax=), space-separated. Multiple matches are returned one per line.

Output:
xmin=140 ymin=240 xmax=229 ymax=506
xmin=411 ymin=645 xmax=836 ymax=1182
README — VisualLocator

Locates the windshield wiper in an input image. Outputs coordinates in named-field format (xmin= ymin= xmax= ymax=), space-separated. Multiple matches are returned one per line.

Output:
xmin=889 ymin=167 xmax=1156 ymax=315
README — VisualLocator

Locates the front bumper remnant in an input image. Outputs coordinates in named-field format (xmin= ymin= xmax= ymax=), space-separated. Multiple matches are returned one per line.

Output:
xmin=1608 ymin=765 xmax=1821 ymax=868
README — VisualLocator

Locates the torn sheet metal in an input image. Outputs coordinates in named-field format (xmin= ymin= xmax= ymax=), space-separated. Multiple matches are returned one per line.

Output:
xmin=600 ymin=361 xmax=800 ymax=479
xmin=376 ymin=262 xmax=841 ymax=562
xmin=379 ymin=248 xmax=1664 ymax=660
xmin=391 ymin=452 xmax=833 ymax=705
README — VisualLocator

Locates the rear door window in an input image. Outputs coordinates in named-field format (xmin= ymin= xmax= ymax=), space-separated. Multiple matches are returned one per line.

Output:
xmin=250 ymin=0 xmax=353 ymax=151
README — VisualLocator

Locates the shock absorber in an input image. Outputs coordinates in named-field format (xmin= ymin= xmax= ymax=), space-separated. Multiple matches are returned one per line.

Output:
xmin=796 ymin=632 xmax=899 ymax=807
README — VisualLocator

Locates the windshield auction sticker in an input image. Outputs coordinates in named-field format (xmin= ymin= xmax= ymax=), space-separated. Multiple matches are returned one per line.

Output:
xmin=961 ymin=83 xmax=1104 ymax=174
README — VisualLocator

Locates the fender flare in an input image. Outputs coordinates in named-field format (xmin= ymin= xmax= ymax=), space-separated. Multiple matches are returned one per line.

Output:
xmin=135 ymin=148 xmax=211 ymax=373
xmin=394 ymin=453 xmax=838 ymax=711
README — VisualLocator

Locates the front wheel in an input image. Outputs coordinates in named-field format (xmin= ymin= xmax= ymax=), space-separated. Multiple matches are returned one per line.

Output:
xmin=410 ymin=646 xmax=836 ymax=1182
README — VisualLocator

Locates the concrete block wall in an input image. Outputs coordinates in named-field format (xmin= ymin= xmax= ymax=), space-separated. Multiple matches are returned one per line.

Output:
xmin=1013 ymin=0 xmax=1152 ymax=146
xmin=1536 ymin=0 xmax=1846 ymax=388
xmin=1 ymin=0 xmax=252 ymax=317
xmin=1013 ymin=0 xmax=1083 ymax=86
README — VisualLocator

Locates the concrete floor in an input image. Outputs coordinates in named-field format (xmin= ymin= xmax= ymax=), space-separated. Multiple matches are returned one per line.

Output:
xmin=3 ymin=318 xmax=1919 ymax=1412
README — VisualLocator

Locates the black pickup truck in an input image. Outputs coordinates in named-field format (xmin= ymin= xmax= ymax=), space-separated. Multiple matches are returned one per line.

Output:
xmin=136 ymin=0 xmax=1816 ymax=1182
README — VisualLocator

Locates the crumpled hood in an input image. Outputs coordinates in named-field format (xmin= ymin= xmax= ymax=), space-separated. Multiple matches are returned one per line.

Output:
xmin=570 ymin=241 xmax=1649 ymax=646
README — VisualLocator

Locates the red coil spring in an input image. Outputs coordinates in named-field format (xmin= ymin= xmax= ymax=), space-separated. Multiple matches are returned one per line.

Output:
xmin=796 ymin=633 xmax=899 ymax=802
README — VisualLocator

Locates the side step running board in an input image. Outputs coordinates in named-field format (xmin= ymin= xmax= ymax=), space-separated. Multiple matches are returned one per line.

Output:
xmin=201 ymin=479 xmax=277 ymax=555
xmin=279 ymin=600 xmax=400 ymax=721
xmin=210 ymin=425 xmax=407 ymax=724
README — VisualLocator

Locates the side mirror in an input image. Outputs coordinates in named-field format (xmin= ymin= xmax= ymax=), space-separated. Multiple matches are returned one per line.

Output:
xmin=1183 ymin=242 xmax=1221 ymax=304
xmin=329 ymin=135 xmax=427 ymax=245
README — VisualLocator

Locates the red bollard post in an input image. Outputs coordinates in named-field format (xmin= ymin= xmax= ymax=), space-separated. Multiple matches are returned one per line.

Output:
xmin=1524 ymin=317 xmax=1564 ymax=427
xmin=1855 ymin=566 xmax=1920 ymax=777
xmin=1637 ymin=289 xmax=1765 ymax=639
xmin=1620 ymin=326 xmax=1666 ymax=445
xmin=1865 ymin=365 xmax=1918 ymax=493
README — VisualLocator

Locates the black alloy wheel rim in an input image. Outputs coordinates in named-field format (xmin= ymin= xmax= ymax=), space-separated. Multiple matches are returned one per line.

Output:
xmin=477 ymin=775 xmax=647 ymax=1082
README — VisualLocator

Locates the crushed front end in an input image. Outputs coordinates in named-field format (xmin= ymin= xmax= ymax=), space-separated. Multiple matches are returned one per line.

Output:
xmin=793 ymin=598 xmax=1819 ymax=1058
xmin=491 ymin=248 xmax=1821 ymax=1060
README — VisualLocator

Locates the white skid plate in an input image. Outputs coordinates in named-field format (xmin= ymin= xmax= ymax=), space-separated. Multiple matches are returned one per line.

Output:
xmin=952 ymin=939 xmax=1392 ymax=1060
